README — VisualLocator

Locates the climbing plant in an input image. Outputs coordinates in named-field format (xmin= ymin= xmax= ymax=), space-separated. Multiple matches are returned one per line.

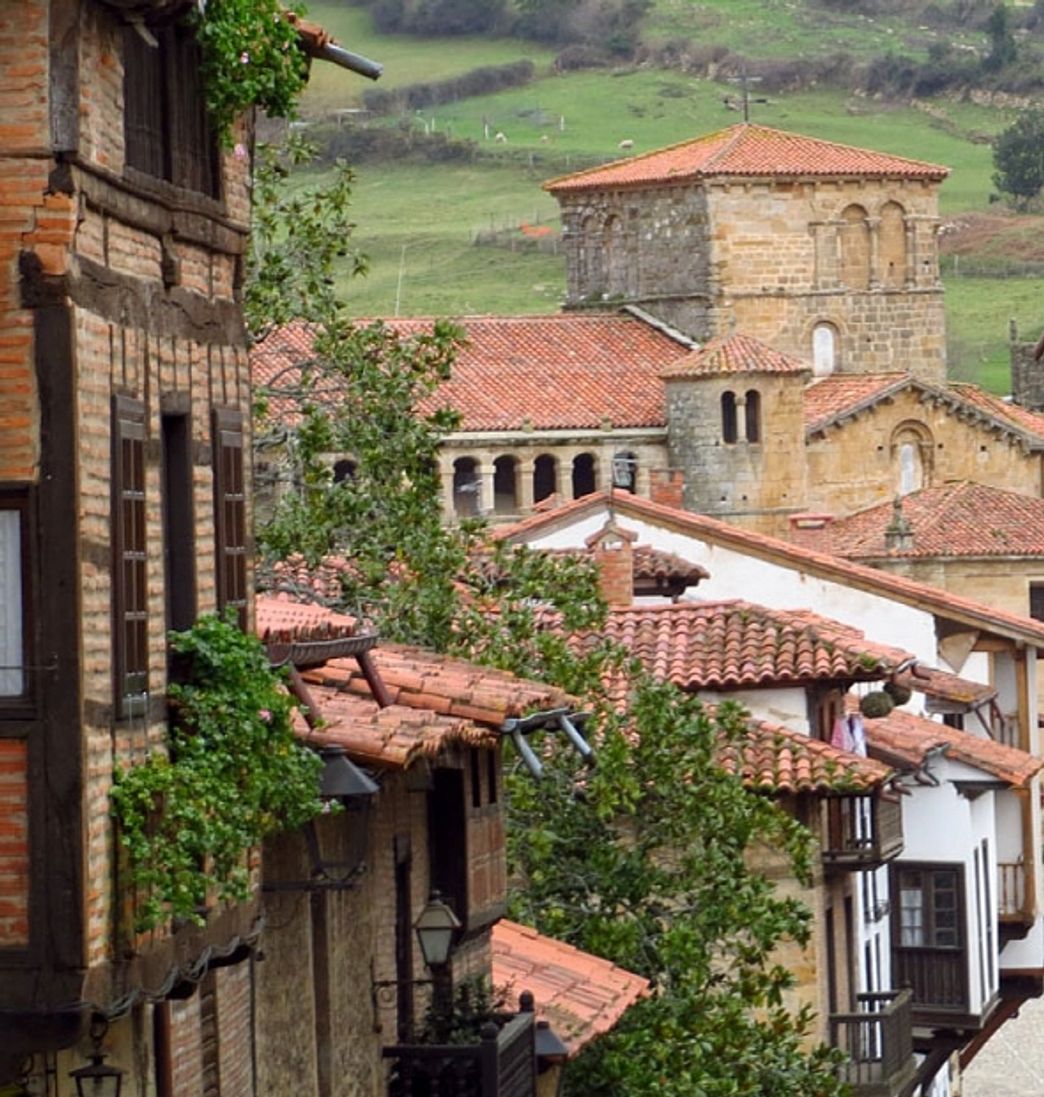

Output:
xmin=187 ymin=0 xmax=309 ymax=143
xmin=110 ymin=613 xmax=325 ymax=931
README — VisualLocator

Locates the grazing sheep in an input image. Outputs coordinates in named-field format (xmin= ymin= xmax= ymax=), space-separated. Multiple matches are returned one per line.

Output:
xmin=618 ymin=138 xmax=634 ymax=150
xmin=540 ymin=134 xmax=549 ymax=143
xmin=494 ymin=131 xmax=507 ymax=143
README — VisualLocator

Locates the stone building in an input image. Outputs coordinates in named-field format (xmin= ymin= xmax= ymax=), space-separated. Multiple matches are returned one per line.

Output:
xmin=0 ymin=0 xmax=258 ymax=1086
xmin=545 ymin=123 xmax=949 ymax=383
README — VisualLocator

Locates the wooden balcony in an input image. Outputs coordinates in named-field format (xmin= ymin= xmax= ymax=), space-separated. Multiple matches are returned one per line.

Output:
xmin=821 ymin=794 xmax=903 ymax=870
xmin=893 ymin=948 xmax=971 ymax=1026
xmin=998 ymin=862 xmax=1029 ymax=921
xmin=384 ymin=1011 xmax=536 ymax=1097
xmin=830 ymin=989 xmax=916 ymax=1097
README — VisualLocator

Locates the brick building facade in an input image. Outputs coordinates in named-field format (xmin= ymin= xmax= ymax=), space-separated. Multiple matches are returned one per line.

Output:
xmin=0 ymin=0 xmax=256 ymax=1088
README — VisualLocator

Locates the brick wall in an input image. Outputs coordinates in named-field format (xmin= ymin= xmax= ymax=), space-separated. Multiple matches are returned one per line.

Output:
xmin=0 ymin=740 xmax=28 ymax=945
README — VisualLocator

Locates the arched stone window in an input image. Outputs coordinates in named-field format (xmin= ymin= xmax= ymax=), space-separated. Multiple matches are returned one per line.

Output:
xmin=579 ymin=214 xmax=603 ymax=297
xmin=533 ymin=454 xmax=558 ymax=504
xmin=453 ymin=457 xmax=480 ymax=517
xmin=572 ymin=452 xmax=597 ymax=498
xmin=611 ymin=451 xmax=637 ymax=493
xmin=879 ymin=201 xmax=907 ymax=289
xmin=604 ymin=215 xmax=627 ymax=298
xmin=839 ymin=204 xmax=871 ymax=290
xmin=721 ymin=391 xmax=738 ymax=444
xmin=890 ymin=422 xmax=933 ymax=496
xmin=812 ymin=322 xmax=838 ymax=378
xmin=493 ymin=455 xmax=518 ymax=515
xmin=744 ymin=389 xmax=761 ymax=443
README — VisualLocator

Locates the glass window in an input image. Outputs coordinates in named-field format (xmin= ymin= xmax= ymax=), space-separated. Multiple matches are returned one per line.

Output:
xmin=0 ymin=508 xmax=23 ymax=697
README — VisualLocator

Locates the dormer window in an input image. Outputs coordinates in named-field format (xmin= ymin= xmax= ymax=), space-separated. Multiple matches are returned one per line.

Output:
xmin=123 ymin=20 xmax=220 ymax=198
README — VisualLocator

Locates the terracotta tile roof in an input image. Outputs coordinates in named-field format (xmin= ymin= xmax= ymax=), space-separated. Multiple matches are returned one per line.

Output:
xmin=803 ymin=373 xmax=914 ymax=432
xmin=661 ymin=333 xmax=809 ymax=378
xmin=256 ymin=593 xmax=357 ymax=642
xmin=491 ymin=920 xmax=649 ymax=1057
xmin=805 ymin=374 xmax=1044 ymax=448
xmin=720 ymin=716 xmax=892 ymax=793
xmin=576 ymin=601 xmax=914 ymax=692
xmin=853 ymin=700 xmax=1042 ymax=788
xmin=829 ymin=481 xmax=1044 ymax=559
xmin=895 ymin=665 xmax=997 ymax=708
xmin=301 ymin=644 xmax=577 ymax=727
xmin=544 ymin=124 xmax=948 ymax=194
xmin=252 ymin=314 xmax=688 ymax=432
xmin=949 ymin=384 xmax=1044 ymax=440
xmin=498 ymin=490 xmax=1044 ymax=649
xmin=630 ymin=546 xmax=709 ymax=586
xmin=296 ymin=685 xmax=496 ymax=769
xmin=261 ymin=554 xmax=361 ymax=604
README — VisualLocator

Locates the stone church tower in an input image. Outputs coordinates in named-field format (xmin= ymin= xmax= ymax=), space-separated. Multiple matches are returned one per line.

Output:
xmin=545 ymin=124 xmax=949 ymax=384
xmin=661 ymin=333 xmax=810 ymax=524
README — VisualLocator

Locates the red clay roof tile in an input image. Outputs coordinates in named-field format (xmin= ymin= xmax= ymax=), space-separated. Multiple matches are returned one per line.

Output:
xmin=895 ymin=664 xmax=997 ymax=708
xmin=302 ymin=643 xmax=577 ymax=726
xmin=256 ymin=593 xmax=357 ymax=641
xmin=295 ymin=686 xmax=495 ymax=769
xmin=578 ymin=601 xmax=914 ymax=693
xmin=850 ymin=698 xmax=1042 ymax=787
xmin=491 ymin=920 xmax=649 ymax=1057
xmin=544 ymin=124 xmax=948 ymax=194
xmin=499 ymin=490 xmax=1044 ymax=649
xmin=720 ymin=716 xmax=892 ymax=793
xmin=253 ymin=314 xmax=688 ymax=432
xmin=829 ymin=481 xmax=1044 ymax=559
xmin=661 ymin=333 xmax=810 ymax=378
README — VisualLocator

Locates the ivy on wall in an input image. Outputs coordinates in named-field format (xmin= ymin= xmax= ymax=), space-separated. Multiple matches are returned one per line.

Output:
xmin=187 ymin=0 xmax=309 ymax=143
xmin=110 ymin=614 xmax=325 ymax=931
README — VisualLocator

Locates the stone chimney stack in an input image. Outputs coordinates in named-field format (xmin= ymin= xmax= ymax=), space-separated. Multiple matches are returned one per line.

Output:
xmin=649 ymin=468 xmax=685 ymax=510
xmin=586 ymin=518 xmax=638 ymax=608
xmin=787 ymin=513 xmax=834 ymax=553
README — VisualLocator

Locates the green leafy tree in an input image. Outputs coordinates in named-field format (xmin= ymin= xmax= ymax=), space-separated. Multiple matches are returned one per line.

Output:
xmin=983 ymin=3 xmax=1018 ymax=72
xmin=992 ymin=110 xmax=1044 ymax=205
xmin=248 ymin=144 xmax=846 ymax=1094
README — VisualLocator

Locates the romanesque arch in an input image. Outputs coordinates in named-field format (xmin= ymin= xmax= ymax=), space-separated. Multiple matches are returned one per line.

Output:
xmin=721 ymin=391 xmax=738 ymax=444
xmin=453 ymin=456 xmax=480 ymax=517
xmin=839 ymin=204 xmax=871 ymax=290
xmin=890 ymin=421 xmax=934 ymax=495
xmin=812 ymin=322 xmax=839 ymax=377
xmin=533 ymin=454 xmax=558 ymax=504
xmin=879 ymin=201 xmax=907 ymax=289
xmin=572 ymin=452 xmax=597 ymax=498
xmin=744 ymin=389 xmax=761 ymax=443
xmin=493 ymin=455 xmax=519 ymax=515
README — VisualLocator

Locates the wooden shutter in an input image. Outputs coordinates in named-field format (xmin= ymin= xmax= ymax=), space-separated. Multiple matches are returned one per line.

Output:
xmin=123 ymin=25 xmax=167 ymax=180
xmin=112 ymin=396 xmax=149 ymax=717
xmin=212 ymin=408 xmax=247 ymax=627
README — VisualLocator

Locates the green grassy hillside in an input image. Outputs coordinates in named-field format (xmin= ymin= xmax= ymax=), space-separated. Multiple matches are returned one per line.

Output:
xmin=295 ymin=1 xmax=1044 ymax=391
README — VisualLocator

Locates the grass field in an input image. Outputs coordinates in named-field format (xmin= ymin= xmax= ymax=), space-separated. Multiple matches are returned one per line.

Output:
xmin=295 ymin=1 xmax=1041 ymax=392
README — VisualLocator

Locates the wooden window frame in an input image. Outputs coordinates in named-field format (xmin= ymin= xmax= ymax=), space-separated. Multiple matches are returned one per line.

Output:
xmin=123 ymin=20 xmax=221 ymax=200
xmin=161 ymin=407 xmax=197 ymax=636
xmin=894 ymin=863 xmax=964 ymax=951
xmin=212 ymin=408 xmax=248 ymax=628
xmin=0 ymin=488 xmax=32 ymax=711
xmin=112 ymin=396 xmax=149 ymax=719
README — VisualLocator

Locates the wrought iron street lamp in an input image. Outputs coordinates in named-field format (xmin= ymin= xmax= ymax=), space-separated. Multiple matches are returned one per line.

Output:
xmin=69 ymin=1018 xmax=124 ymax=1097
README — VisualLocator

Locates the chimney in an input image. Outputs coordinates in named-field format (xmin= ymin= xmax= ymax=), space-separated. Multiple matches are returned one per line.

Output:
xmin=585 ymin=518 xmax=638 ymax=608
xmin=650 ymin=468 xmax=685 ymax=509
xmin=787 ymin=512 xmax=834 ymax=553
xmin=883 ymin=496 xmax=914 ymax=552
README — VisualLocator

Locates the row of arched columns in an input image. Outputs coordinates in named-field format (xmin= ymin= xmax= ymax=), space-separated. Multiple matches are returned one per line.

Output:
xmin=438 ymin=445 xmax=656 ymax=521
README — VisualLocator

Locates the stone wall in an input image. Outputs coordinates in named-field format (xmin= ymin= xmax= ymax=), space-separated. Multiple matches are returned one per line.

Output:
xmin=664 ymin=371 xmax=808 ymax=537
xmin=1011 ymin=341 xmax=1044 ymax=410
xmin=804 ymin=387 xmax=1043 ymax=518
xmin=554 ymin=173 xmax=946 ymax=383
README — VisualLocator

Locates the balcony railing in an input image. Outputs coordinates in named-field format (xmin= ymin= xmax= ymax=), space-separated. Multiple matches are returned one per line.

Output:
xmin=830 ymin=989 xmax=916 ymax=1097
xmin=822 ymin=794 xmax=903 ymax=869
xmin=998 ymin=861 xmax=1028 ymax=921
xmin=384 ymin=1010 xmax=536 ymax=1097
xmin=893 ymin=948 xmax=968 ymax=1015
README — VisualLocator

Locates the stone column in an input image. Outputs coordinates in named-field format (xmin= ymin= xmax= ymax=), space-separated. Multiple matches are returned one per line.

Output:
xmin=519 ymin=457 xmax=535 ymax=513
xmin=477 ymin=463 xmax=495 ymax=517
xmin=866 ymin=216 xmax=881 ymax=290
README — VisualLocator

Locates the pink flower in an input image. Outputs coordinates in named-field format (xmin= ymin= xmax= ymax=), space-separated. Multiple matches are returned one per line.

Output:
xmin=234 ymin=143 xmax=248 ymax=161
xmin=240 ymin=51 xmax=250 ymax=64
